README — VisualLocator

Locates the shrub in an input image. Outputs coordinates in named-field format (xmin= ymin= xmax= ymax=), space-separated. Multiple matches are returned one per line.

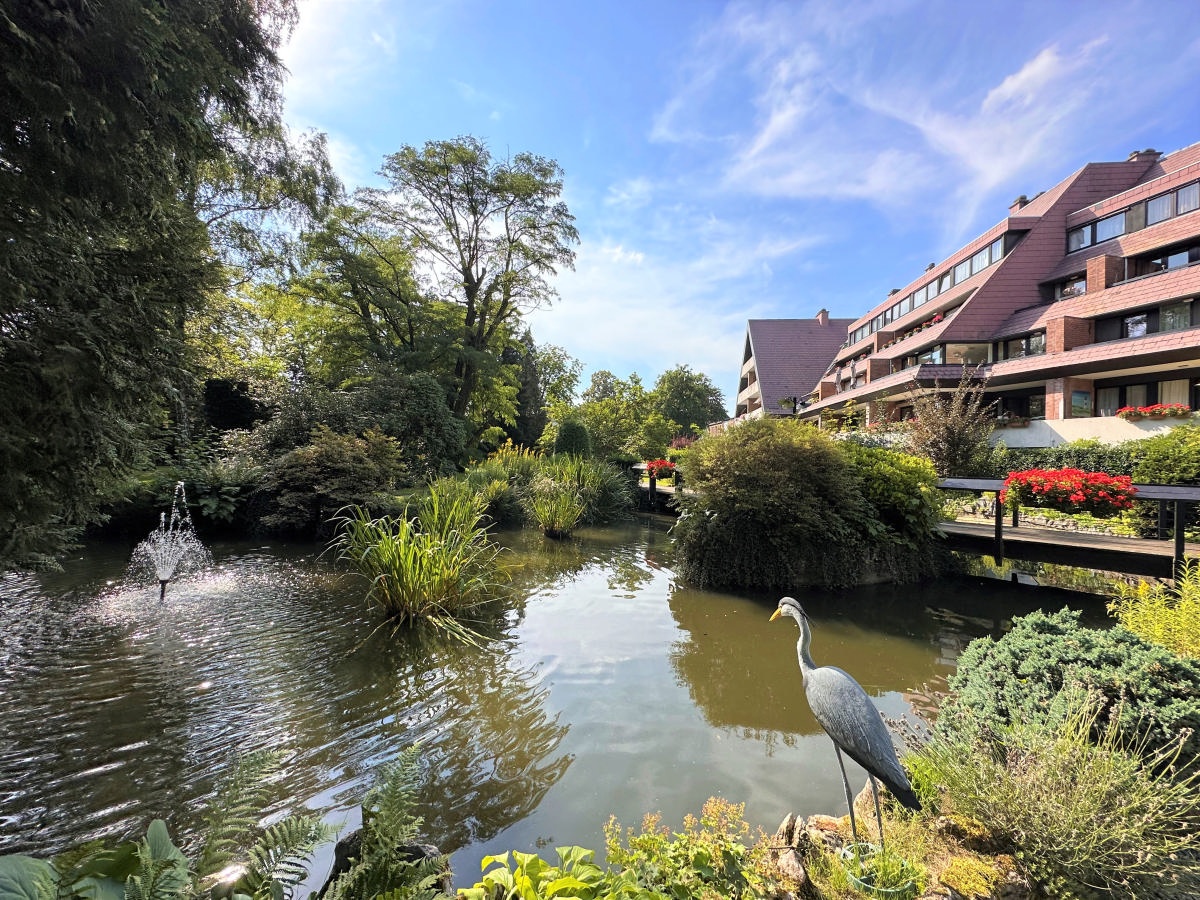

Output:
xmin=553 ymin=418 xmax=592 ymax=456
xmin=330 ymin=484 xmax=508 ymax=639
xmin=913 ymin=697 xmax=1200 ymax=898
xmin=603 ymin=798 xmax=771 ymax=899
xmin=938 ymin=607 xmax=1200 ymax=763
xmin=1131 ymin=423 xmax=1200 ymax=484
xmin=673 ymin=418 xmax=945 ymax=590
xmin=906 ymin=368 xmax=996 ymax=476
xmin=521 ymin=474 xmax=585 ymax=538
xmin=261 ymin=426 xmax=407 ymax=535
xmin=540 ymin=454 xmax=634 ymax=525
xmin=1000 ymin=468 xmax=1137 ymax=517
xmin=989 ymin=438 xmax=1136 ymax=479
xmin=1108 ymin=560 xmax=1200 ymax=658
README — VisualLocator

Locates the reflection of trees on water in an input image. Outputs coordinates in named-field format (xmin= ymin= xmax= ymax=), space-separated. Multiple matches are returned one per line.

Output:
xmin=500 ymin=521 xmax=664 ymax=599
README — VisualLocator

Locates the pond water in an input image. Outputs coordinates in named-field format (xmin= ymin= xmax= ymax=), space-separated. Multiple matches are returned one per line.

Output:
xmin=0 ymin=517 xmax=1105 ymax=891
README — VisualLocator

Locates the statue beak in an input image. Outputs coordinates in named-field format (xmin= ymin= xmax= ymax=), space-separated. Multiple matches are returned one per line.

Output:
xmin=769 ymin=609 xmax=782 ymax=622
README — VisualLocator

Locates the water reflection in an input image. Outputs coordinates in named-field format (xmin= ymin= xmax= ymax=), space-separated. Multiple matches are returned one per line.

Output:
xmin=0 ymin=523 xmax=1110 ymax=891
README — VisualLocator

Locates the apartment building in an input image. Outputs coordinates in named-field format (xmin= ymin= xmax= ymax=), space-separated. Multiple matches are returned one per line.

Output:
xmin=733 ymin=143 xmax=1200 ymax=431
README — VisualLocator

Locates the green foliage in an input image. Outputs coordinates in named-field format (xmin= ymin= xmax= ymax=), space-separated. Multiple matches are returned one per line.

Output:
xmin=461 ymin=846 xmax=615 ymax=900
xmin=913 ymin=696 xmax=1200 ymax=898
xmin=1130 ymin=423 xmax=1200 ymax=484
xmin=672 ymin=418 xmax=945 ymax=590
xmin=626 ymin=412 xmax=681 ymax=463
xmin=521 ymin=476 xmax=586 ymax=538
xmin=939 ymin=607 xmax=1200 ymax=763
xmin=261 ymin=427 xmax=407 ymax=535
xmin=649 ymin=365 xmax=728 ymax=438
xmin=0 ymin=0 xmax=328 ymax=569
xmin=330 ymin=487 xmax=508 ymax=638
xmin=841 ymin=843 xmax=924 ymax=898
xmin=604 ymin=798 xmax=770 ymax=899
xmin=539 ymin=456 xmax=634 ymax=526
xmin=907 ymin=369 xmax=996 ymax=476
xmin=1109 ymin=560 xmax=1200 ymax=658
xmin=989 ymin=439 xmax=1136 ymax=479
xmin=363 ymin=137 xmax=579 ymax=423
xmin=554 ymin=419 xmax=593 ymax=457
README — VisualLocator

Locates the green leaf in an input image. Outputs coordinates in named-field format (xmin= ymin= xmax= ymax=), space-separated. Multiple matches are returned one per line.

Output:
xmin=0 ymin=855 xmax=54 ymax=900
xmin=544 ymin=875 xmax=590 ymax=897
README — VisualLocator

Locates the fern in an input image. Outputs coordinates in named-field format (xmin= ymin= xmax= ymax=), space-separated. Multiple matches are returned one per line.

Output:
xmin=322 ymin=747 xmax=448 ymax=900
xmin=195 ymin=750 xmax=284 ymax=879
xmin=237 ymin=815 xmax=335 ymax=900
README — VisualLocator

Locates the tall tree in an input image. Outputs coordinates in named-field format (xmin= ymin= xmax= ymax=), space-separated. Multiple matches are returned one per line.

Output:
xmin=360 ymin=137 xmax=579 ymax=425
xmin=650 ymin=365 xmax=728 ymax=437
xmin=0 ymin=0 xmax=311 ymax=568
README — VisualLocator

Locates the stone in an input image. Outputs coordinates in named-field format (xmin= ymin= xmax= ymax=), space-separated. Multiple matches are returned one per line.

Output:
xmin=803 ymin=814 xmax=845 ymax=853
xmin=316 ymin=830 xmax=452 ymax=897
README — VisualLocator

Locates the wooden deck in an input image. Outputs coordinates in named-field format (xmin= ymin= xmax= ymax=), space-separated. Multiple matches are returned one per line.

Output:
xmin=938 ymin=477 xmax=1200 ymax=578
xmin=940 ymin=519 xmax=1200 ymax=578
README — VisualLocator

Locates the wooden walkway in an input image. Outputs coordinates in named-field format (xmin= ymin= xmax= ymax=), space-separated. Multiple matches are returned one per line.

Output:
xmin=938 ymin=478 xmax=1200 ymax=579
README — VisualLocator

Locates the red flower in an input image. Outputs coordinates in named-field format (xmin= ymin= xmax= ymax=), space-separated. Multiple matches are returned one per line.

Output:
xmin=1000 ymin=467 xmax=1137 ymax=517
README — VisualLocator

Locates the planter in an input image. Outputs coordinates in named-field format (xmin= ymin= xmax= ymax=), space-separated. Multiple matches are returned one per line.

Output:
xmin=838 ymin=843 xmax=919 ymax=900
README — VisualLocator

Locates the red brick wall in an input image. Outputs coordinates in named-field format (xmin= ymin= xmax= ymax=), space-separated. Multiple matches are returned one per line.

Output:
xmin=1085 ymin=254 xmax=1124 ymax=292
xmin=1046 ymin=376 xmax=1095 ymax=420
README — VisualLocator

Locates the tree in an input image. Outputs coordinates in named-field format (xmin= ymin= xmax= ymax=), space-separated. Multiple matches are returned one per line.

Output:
xmin=360 ymin=137 xmax=579 ymax=426
xmin=907 ymin=368 xmax=996 ymax=476
xmin=650 ymin=365 xmax=728 ymax=437
xmin=0 ymin=0 xmax=313 ymax=568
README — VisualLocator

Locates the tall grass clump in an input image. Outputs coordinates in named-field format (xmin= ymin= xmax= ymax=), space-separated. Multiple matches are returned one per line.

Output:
xmin=1109 ymin=560 xmax=1200 ymax=658
xmin=521 ymin=474 xmax=586 ymax=538
xmin=540 ymin=454 xmax=633 ymax=525
xmin=913 ymin=697 xmax=1200 ymax=898
xmin=331 ymin=481 xmax=507 ymax=637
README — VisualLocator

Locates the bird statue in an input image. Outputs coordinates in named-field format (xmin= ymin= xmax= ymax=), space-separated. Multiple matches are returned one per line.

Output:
xmin=770 ymin=596 xmax=920 ymax=848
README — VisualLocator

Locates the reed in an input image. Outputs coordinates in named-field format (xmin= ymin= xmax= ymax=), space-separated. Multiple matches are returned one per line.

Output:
xmin=521 ymin=474 xmax=586 ymax=538
xmin=331 ymin=483 xmax=507 ymax=635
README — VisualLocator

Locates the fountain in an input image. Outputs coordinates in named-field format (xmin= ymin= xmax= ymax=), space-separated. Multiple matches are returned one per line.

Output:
xmin=129 ymin=482 xmax=213 ymax=598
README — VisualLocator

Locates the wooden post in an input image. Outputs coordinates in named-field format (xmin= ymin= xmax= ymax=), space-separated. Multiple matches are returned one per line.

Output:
xmin=1158 ymin=500 xmax=1169 ymax=540
xmin=649 ymin=474 xmax=658 ymax=511
xmin=1174 ymin=499 xmax=1186 ymax=576
xmin=994 ymin=495 xmax=1005 ymax=563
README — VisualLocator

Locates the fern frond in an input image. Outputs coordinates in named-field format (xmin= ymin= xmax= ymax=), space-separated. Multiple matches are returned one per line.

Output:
xmin=237 ymin=815 xmax=335 ymax=900
xmin=361 ymin=747 xmax=424 ymax=859
xmin=195 ymin=750 xmax=284 ymax=878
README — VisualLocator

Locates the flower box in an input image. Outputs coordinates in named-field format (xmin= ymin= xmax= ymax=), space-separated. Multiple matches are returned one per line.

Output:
xmin=1118 ymin=404 xmax=1190 ymax=420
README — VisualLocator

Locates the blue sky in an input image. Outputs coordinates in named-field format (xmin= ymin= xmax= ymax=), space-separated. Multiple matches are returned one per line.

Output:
xmin=280 ymin=0 xmax=1200 ymax=412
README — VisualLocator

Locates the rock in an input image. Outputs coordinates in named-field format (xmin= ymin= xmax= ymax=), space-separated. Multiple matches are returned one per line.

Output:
xmin=316 ymin=830 xmax=452 ymax=897
xmin=803 ymin=814 xmax=844 ymax=853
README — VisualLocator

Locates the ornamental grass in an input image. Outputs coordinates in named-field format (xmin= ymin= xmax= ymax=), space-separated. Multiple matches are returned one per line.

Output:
xmin=1000 ymin=467 xmax=1136 ymax=517
xmin=1109 ymin=559 xmax=1200 ymax=658
xmin=330 ymin=482 xmax=507 ymax=639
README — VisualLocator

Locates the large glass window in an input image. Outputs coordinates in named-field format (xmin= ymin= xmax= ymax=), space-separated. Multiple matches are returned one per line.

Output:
xmin=916 ymin=346 xmax=944 ymax=365
xmin=945 ymin=343 xmax=990 ymax=365
xmin=1004 ymin=333 xmax=1045 ymax=358
xmin=1056 ymin=277 xmax=1086 ymax=300
xmin=954 ymin=260 xmax=971 ymax=283
xmin=1179 ymin=183 xmax=1200 ymax=215
xmin=990 ymin=238 xmax=1005 ymax=263
xmin=1161 ymin=300 xmax=1193 ymax=332
xmin=1161 ymin=378 xmax=1190 ymax=406
xmin=971 ymin=247 xmax=990 ymax=274
xmin=939 ymin=273 xmax=953 ymax=293
xmin=1095 ymin=212 xmax=1126 ymax=242
xmin=1028 ymin=394 xmax=1046 ymax=419
xmin=1148 ymin=194 xmax=1174 ymax=225
xmin=1127 ymin=384 xmax=1148 ymax=408
xmin=913 ymin=285 xmax=926 ymax=305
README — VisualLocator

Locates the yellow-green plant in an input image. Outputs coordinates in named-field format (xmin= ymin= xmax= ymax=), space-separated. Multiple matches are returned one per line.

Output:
xmin=1108 ymin=560 xmax=1200 ymax=657
xmin=912 ymin=695 xmax=1200 ymax=898
xmin=331 ymin=483 xmax=507 ymax=638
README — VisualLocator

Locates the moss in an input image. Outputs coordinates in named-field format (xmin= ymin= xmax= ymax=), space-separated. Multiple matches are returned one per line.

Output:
xmin=939 ymin=855 xmax=1001 ymax=898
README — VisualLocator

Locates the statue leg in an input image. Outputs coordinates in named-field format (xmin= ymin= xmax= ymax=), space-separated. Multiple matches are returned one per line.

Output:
xmin=869 ymin=774 xmax=885 ymax=850
xmin=834 ymin=744 xmax=859 ymax=844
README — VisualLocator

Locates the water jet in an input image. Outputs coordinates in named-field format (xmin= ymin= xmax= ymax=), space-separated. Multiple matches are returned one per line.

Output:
xmin=128 ymin=482 xmax=212 ymax=598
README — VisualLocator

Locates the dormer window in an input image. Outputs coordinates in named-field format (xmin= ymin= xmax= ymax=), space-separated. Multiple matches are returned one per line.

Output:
xmin=1055 ymin=277 xmax=1086 ymax=300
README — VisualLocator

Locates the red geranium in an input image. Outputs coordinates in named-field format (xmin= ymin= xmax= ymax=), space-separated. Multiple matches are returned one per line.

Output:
xmin=1000 ymin=468 xmax=1137 ymax=517
xmin=646 ymin=459 xmax=676 ymax=478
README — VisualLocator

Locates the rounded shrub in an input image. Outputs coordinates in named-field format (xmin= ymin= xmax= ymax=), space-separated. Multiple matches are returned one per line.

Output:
xmin=938 ymin=607 xmax=1200 ymax=763
xmin=553 ymin=418 xmax=592 ymax=456
xmin=672 ymin=418 xmax=944 ymax=590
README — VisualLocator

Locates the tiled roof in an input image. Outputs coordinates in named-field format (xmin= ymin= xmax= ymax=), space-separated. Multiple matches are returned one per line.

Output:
xmin=746 ymin=318 xmax=854 ymax=409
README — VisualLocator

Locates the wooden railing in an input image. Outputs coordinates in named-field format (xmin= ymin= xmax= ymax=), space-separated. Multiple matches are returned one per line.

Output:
xmin=938 ymin=478 xmax=1200 ymax=572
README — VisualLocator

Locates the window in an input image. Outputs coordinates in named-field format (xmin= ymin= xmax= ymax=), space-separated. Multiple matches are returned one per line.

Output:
xmin=990 ymin=238 xmax=1005 ymax=263
xmin=1179 ymin=183 xmax=1200 ymax=215
xmin=1095 ymin=212 xmax=1125 ymax=242
xmin=1028 ymin=394 xmax=1046 ymax=419
xmin=954 ymin=259 xmax=971 ymax=283
xmin=1148 ymin=193 xmax=1174 ymax=225
xmin=1161 ymin=300 xmax=1193 ymax=332
xmin=913 ymin=285 xmax=926 ymax=306
xmin=1055 ymin=277 xmax=1086 ymax=300
xmin=1127 ymin=384 xmax=1148 ymax=408
xmin=939 ymin=273 xmax=953 ymax=293
xmin=1004 ymin=332 xmax=1045 ymax=359
xmin=971 ymin=247 xmax=990 ymax=274
xmin=1161 ymin=378 xmax=1189 ymax=406
xmin=1130 ymin=242 xmax=1200 ymax=278
xmin=1124 ymin=313 xmax=1149 ymax=338
xmin=1068 ymin=226 xmax=1093 ymax=252
xmin=945 ymin=343 xmax=990 ymax=365
xmin=1096 ymin=387 xmax=1120 ymax=417
xmin=916 ymin=346 xmax=944 ymax=365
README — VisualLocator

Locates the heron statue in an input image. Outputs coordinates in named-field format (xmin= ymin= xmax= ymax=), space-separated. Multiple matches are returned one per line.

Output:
xmin=770 ymin=596 xmax=920 ymax=848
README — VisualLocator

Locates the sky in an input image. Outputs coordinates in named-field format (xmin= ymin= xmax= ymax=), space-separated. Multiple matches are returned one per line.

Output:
xmin=280 ymin=0 xmax=1200 ymax=414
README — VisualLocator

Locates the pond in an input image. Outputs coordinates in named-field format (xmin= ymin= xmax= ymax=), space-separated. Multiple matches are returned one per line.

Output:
xmin=0 ymin=517 xmax=1105 ymax=891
